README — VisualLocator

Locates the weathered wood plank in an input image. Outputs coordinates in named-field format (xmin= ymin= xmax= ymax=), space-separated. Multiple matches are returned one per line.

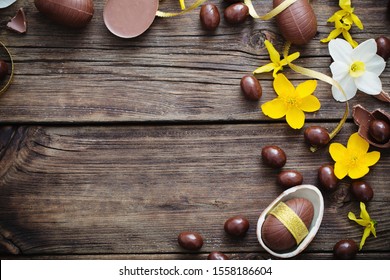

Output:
xmin=0 ymin=1 xmax=389 ymax=122
xmin=2 ymin=252 xmax=390 ymax=260
xmin=0 ymin=124 xmax=389 ymax=258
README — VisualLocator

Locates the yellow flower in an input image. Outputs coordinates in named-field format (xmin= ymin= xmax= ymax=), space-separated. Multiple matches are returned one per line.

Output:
xmin=261 ymin=74 xmax=320 ymax=129
xmin=348 ymin=202 xmax=377 ymax=250
xmin=321 ymin=0 xmax=363 ymax=47
xmin=329 ymin=0 xmax=363 ymax=28
xmin=321 ymin=20 xmax=358 ymax=48
xmin=253 ymin=40 xmax=300 ymax=78
xmin=329 ymin=132 xmax=380 ymax=179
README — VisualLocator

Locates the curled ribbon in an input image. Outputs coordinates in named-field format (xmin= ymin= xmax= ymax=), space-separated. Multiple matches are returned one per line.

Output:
xmin=0 ymin=41 xmax=14 ymax=97
xmin=244 ymin=0 xmax=298 ymax=20
xmin=283 ymin=42 xmax=349 ymax=152
xmin=157 ymin=0 xmax=206 ymax=18
xmin=270 ymin=201 xmax=309 ymax=245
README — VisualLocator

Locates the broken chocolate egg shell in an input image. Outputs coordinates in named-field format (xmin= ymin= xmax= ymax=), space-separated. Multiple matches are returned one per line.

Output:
xmin=257 ymin=185 xmax=324 ymax=258
xmin=353 ymin=105 xmax=390 ymax=149
xmin=34 ymin=0 xmax=94 ymax=28
xmin=7 ymin=8 xmax=27 ymax=34
xmin=103 ymin=0 xmax=159 ymax=38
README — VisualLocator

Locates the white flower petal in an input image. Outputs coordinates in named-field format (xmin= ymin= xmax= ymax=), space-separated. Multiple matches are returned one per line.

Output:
xmin=330 ymin=61 xmax=349 ymax=80
xmin=355 ymin=72 xmax=382 ymax=95
xmin=365 ymin=55 xmax=386 ymax=76
xmin=329 ymin=39 xmax=353 ymax=64
xmin=352 ymin=39 xmax=377 ymax=62
xmin=332 ymin=75 xmax=357 ymax=102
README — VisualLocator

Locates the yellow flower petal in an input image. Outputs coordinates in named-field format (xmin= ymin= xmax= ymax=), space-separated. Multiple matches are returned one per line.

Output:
xmin=351 ymin=13 xmax=363 ymax=29
xmin=321 ymin=28 xmax=343 ymax=43
xmin=339 ymin=0 xmax=351 ymax=9
xmin=348 ymin=164 xmax=369 ymax=179
xmin=286 ymin=107 xmax=305 ymax=129
xmin=334 ymin=161 xmax=349 ymax=179
xmin=342 ymin=30 xmax=358 ymax=48
xmin=359 ymin=202 xmax=370 ymax=221
xmin=329 ymin=143 xmax=347 ymax=162
xmin=359 ymin=227 xmax=371 ymax=250
xmin=370 ymin=221 xmax=377 ymax=237
xmin=348 ymin=211 xmax=357 ymax=221
xmin=261 ymin=98 xmax=287 ymax=119
xmin=299 ymin=95 xmax=321 ymax=112
xmin=265 ymin=40 xmax=280 ymax=64
xmin=348 ymin=212 xmax=370 ymax=227
xmin=296 ymin=80 xmax=317 ymax=98
xmin=253 ymin=63 xmax=275 ymax=74
xmin=347 ymin=132 xmax=369 ymax=153
xmin=281 ymin=51 xmax=300 ymax=65
xmin=359 ymin=151 xmax=381 ymax=167
xmin=274 ymin=74 xmax=294 ymax=97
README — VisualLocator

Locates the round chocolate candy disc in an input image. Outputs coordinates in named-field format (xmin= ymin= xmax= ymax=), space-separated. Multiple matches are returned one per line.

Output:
xmin=103 ymin=0 xmax=159 ymax=38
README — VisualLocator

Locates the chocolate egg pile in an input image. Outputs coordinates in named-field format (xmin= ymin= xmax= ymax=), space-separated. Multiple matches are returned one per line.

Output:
xmin=261 ymin=198 xmax=314 ymax=252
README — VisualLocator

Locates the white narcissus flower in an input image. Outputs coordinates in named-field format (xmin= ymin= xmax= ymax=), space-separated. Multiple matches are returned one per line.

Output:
xmin=328 ymin=38 xmax=386 ymax=102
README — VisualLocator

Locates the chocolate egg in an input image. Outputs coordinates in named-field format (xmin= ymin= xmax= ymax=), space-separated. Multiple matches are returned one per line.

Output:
xmin=277 ymin=170 xmax=303 ymax=189
xmin=257 ymin=185 xmax=324 ymax=258
xmin=353 ymin=105 xmax=390 ymax=149
xmin=104 ymin=0 xmax=159 ymax=38
xmin=34 ymin=0 xmax=94 ymax=28
xmin=261 ymin=198 xmax=314 ymax=252
xmin=273 ymin=0 xmax=317 ymax=45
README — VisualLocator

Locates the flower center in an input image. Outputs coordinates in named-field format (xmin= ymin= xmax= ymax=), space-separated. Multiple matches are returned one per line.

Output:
xmin=349 ymin=61 xmax=365 ymax=78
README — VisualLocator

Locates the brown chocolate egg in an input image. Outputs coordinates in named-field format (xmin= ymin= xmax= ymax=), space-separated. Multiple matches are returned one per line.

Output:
xmin=34 ymin=0 xmax=94 ymax=28
xmin=353 ymin=105 xmax=390 ymax=149
xmin=273 ymin=0 xmax=317 ymax=45
xmin=261 ymin=198 xmax=314 ymax=252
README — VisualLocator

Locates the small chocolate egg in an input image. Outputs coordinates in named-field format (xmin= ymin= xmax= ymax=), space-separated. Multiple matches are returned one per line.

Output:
xmin=304 ymin=126 xmax=330 ymax=148
xmin=34 ymin=0 xmax=94 ymax=28
xmin=200 ymin=4 xmax=220 ymax=31
xmin=351 ymin=181 xmax=374 ymax=202
xmin=318 ymin=164 xmax=339 ymax=192
xmin=261 ymin=145 xmax=287 ymax=168
xmin=207 ymin=251 xmax=229 ymax=260
xmin=333 ymin=239 xmax=358 ymax=259
xmin=0 ymin=60 xmax=8 ymax=80
xmin=240 ymin=75 xmax=262 ymax=100
xmin=224 ymin=215 xmax=250 ymax=237
xmin=375 ymin=36 xmax=390 ymax=61
xmin=261 ymin=198 xmax=314 ymax=252
xmin=369 ymin=119 xmax=390 ymax=144
xmin=224 ymin=3 xmax=249 ymax=25
xmin=277 ymin=170 xmax=303 ymax=189
xmin=178 ymin=231 xmax=203 ymax=251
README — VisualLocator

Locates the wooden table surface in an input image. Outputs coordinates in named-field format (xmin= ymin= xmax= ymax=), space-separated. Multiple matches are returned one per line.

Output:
xmin=0 ymin=0 xmax=389 ymax=260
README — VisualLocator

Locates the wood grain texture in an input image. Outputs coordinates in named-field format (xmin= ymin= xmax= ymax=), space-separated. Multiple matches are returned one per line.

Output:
xmin=0 ymin=0 xmax=389 ymax=261
xmin=0 ymin=124 xmax=389 ymax=258
xmin=0 ymin=0 xmax=389 ymax=122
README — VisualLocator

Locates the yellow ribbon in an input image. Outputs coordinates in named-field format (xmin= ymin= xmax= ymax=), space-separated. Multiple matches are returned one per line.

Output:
xmin=157 ymin=0 xmax=206 ymax=18
xmin=282 ymin=42 xmax=349 ymax=152
xmin=0 ymin=41 xmax=14 ymax=97
xmin=244 ymin=0 xmax=298 ymax=20
xmin=270 ymin=201 xmax=309 ymax=245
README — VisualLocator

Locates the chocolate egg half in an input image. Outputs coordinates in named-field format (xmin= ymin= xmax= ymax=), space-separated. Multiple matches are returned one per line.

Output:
xmin=34 ymin=0 xmax=94 ymax=28
xmin=261 ymin=198 xmax=314 ymax=252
